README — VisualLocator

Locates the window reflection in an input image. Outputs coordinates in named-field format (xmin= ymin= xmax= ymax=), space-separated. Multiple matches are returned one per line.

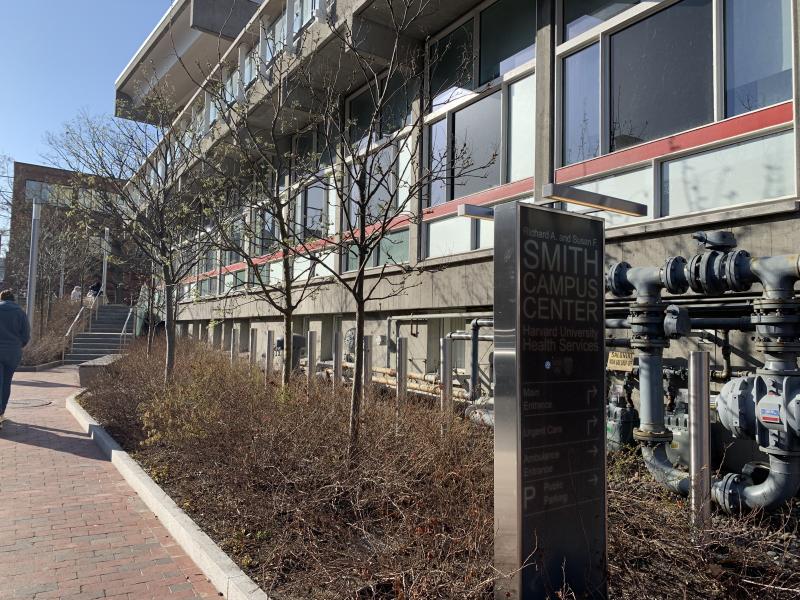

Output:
xmin=562 ymin=44 xmax=600 ymax=165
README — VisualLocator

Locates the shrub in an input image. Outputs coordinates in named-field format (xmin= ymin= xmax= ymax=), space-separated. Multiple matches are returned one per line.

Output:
xmin=22 ymin=298 xmax=81 ymax=366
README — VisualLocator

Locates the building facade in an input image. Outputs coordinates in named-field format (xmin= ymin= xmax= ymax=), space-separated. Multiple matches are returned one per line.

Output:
xmin=119 ymin=0 xmax=800 ymax=391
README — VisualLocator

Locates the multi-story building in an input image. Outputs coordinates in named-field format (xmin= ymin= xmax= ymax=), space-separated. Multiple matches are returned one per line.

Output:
xmin=8 ymin=162 xmax=134 ymax=304
xmin=118 ymin=0 xmax=799 ymax=391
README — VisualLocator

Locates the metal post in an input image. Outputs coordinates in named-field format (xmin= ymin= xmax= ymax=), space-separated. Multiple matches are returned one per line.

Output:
xmin=363 ymin=335 xmax=373 ymax=393
xmin=26 ymin=201 xmax=43 ymax=332
xmin=307 ymin=330 xmax=317 ymax=392
xmin=101 ymin=226 xmax=110 ymax=306
xmin=396 ymin=337 xmax=408 ymax=400
xmin=332 ymin=330 xmax=342 ymax=387
xmin=689 ymin=351 xmax=711 ymax=529
xmin=264 ymin=330 xmax=274 ymax=384
xmin=440 ymin=337 xmax=453 ymax=415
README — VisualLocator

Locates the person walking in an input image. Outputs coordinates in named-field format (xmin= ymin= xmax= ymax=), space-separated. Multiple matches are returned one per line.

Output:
xmin=0 ymin=290 xmax=30 ymax=429
xmin=70 ymin=285 xmax=82 ymax=302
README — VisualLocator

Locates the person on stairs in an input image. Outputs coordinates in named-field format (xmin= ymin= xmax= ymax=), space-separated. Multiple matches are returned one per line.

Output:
xmin=0 ymin=290 xmax=30 ymax=429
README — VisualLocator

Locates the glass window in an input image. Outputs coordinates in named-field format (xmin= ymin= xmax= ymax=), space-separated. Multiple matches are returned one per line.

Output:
xmin=426 ymin=217 xmax=472 ymax=258
xmin=562 ymin=44 xmax=600 ymax=165
xmin=397 ymin=139 xmax=414 ymax=212
xmin=263 ymin=12 xmax=286 ymax=63
xmin=508 ymin=75 xmax=535 ymax=182
xmin=725 ymin=0 xmax=792 ymax=117
xmin=453 ymin=92 xmax=502 ymax=199
xmin=382 ymin=74 xmax=418 ymax=134
xmin=480 ymin=0 xmax=535 ymax=85
xmin=430 ymin=20 xmax=474 ymax=108
xmin=295 ymin=0 xmax=314 ymax=30
xmin=350 ymin=145 xmax=397 ymax=221
xmin=378 ymin=229 xmax=409 ymax=265
xmin=269 ymin=261 xmax=283 ymax=282
xmin=478 ymin=219 xmax=494 ymax=249
xmin=574 ymin=167 xmax=654 ymax=227
xmin=564 ymin=1 xmax=640 ymax=40
xmin=223 ymin=71 xmax=237 ymax=106
xmin=610 ymin=0 xmax=713 ymax=152
xmin=661 ymin=130 xmax=795 ymax=215
xmin=428 ymin=119 xmax=448 ymax=206
xmin=349 ymin=87 xmax=376 ymax=144
xmin=304 ymin=185 xmax=326 ymax=239
xmin=258 ymin=210 xmax=276 ymax=253
xmin=244 ymin=48 xmax=257 ymax=86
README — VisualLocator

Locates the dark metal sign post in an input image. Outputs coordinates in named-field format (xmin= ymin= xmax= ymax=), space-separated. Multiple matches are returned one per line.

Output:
xmin=494 ymin=202 xmax=607 ymax=599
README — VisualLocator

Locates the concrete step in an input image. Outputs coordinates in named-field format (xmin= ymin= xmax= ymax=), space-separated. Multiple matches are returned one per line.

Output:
xmin=72 ymin=346 xmax=123 ymax=354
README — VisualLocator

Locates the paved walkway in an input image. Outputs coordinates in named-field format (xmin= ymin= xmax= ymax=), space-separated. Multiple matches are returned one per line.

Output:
xmin=0 ymin=367 xmax=219 ymax=600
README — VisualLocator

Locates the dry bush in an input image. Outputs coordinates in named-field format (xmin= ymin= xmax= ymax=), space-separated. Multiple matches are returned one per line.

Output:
xmin=22 ymin=298 xmax=81 ymax=365
xmin=83 ymin=340 xmax=800 ymax=599
xmin=83 ymin=339 xmax=495 ymax=599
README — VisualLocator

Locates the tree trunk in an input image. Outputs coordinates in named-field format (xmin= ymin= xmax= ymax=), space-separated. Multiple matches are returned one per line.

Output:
xmin=281 ymin=254 xmax=293 ymax=387
xmin=162 ymin=267 xmax=176 ymax=384
xmin=348 ymin=295 xmax=366 ymax=460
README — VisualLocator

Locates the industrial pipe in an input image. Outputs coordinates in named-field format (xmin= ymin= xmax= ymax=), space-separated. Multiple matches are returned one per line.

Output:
xmin=469 ymin=318 xmax=493 ymax=402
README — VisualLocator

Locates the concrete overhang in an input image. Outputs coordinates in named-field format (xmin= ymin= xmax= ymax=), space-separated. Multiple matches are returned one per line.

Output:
xmin=115 ymin=0 xmax=261 ymax=124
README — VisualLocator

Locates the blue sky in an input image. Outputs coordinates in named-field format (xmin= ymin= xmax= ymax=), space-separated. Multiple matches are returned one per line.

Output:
xmin=0 ymin=1 xmax=172 ymax=165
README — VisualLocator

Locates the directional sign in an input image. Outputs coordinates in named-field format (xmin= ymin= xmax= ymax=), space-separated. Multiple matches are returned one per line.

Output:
xmin=494 ymin=202 xmax=607 ymax=599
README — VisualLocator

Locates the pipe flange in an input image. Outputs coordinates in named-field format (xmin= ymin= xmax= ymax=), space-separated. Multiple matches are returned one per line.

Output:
xmin=629 ymin=337 xmax=670 ymax=350
xmin=725 ymin=250 xmax=753 ymax=292
xmin=698 ymin=250 xmax=729 ymax=295
xmin=607 ymin=262 xmax=634 ymax=297
xmin=686 ymin=254 xmax=704 ymax=293
xmin=661 ymin=256 xmax=689 ymax=294
xmin=751 ymin=313 xmax=800 ymax=325
xmin=753 ymin=298 xmax=800 ymax=310
xmin=633 ymin=428 xmax=673 ymax=444
xmin=712 ymin=472 xmax=742 ymax=514
xmin=758 ymin=446 xmax=800 ymax=458
xmin=755 ymin=340 xmax=800 ymax=353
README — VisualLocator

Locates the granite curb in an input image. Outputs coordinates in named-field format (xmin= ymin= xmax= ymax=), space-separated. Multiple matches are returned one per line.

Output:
xmin=65 ymin=390 xmax=271 ymax=600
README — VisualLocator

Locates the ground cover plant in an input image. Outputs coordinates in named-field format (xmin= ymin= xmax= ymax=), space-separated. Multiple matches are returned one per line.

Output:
xmin=82 ymin=340 xmax=800 ymax=599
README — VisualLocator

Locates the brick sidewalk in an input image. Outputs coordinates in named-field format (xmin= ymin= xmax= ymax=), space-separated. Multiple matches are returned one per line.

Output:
xmin=0 ymin=367 xmax=219 ymax=600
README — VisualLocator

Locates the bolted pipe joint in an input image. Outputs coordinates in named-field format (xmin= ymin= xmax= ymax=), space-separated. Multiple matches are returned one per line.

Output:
xmin=713 ymin=455 xmax=800 ymax=513
xmin=606 ymin=257 xmax=689 ymax=299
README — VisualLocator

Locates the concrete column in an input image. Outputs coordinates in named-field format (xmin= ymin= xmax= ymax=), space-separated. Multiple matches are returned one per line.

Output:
xmin=396 ymin=337 xmax=408 ymax=400
xmin=265 ymin=330 xmax=275 ymax=384
xmin=249 ymin=328 xmax=258 ymax=364
xmin=363 ymin=335 xmax=373 ymax=392
xmin=440 ymin=338 xmax=453 ymax=415
xmin=332 ymin=329 xmax=343 ymax=386
xmin=534 ymin=0 xmax=556 ymax=203
xmin=307 ymin=330 xmax=317 ymax=391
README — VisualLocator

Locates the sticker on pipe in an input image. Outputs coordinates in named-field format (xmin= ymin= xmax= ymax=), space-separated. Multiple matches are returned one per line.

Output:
xmin=760 ymin=406 xmax=782 ymax=425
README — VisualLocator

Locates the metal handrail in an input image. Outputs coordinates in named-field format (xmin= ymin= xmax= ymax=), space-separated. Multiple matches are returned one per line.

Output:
xmin=62 ymin=295 xmax=99 ymax=362
xmin=120 ymin=308 xmax=134 ymax=349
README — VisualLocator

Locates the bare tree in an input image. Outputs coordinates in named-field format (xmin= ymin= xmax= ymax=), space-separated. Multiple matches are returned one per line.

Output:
xmin=46 ymin=94 xmax=214 ymax=383
xmin=177 ymin=0 xmax=489 ymax=455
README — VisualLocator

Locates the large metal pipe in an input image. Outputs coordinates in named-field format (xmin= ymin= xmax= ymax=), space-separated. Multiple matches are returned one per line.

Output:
xmin=469 ymin=318 xmax=493 ymax=402
xmin=689 ymin=351 xmax=711 ymax=528
xmin=637 ymin=353 xmax=665 ymax=434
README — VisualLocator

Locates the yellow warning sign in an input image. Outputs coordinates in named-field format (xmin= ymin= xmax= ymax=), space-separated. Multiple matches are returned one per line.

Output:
xmin=607 ymin=350 xmax=635 ymax=372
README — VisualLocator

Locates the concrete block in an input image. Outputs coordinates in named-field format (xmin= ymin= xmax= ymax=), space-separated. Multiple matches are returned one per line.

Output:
xmin=78 ymin=354 xmax=123 ymax=388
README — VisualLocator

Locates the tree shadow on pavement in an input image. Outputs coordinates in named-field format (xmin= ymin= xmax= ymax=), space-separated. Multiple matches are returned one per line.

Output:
xmin=0 ymin=419 xmax=107 ymax=462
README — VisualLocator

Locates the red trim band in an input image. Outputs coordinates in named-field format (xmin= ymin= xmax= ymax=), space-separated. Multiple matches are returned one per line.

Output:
xmin=556 ymin=102 xmax=793 ymax=183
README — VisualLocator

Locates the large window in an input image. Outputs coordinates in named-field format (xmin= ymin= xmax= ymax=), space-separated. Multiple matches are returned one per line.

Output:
xmin=725 ymin=0 xmax=792 ymax=117
xmin=303 ymin=185 xmax=326 ymax=240
xmin=479 ymin=0 xmax=535 ymax=84
xmin=662 ymin=130 xmax=794 ymax=215
xmin=610 ymin=0 xmax=713 ymax=151
xmin=574 ymin=167 xmax=654 ymax=227
xmin=262 ymin=11 xmax=287 ymax=64
xmin=430 ymin=20 xmax=474 ymax=108
xmin=453 ymin=91 xmax=502 ymax=199
xmin=508 ymin=75 xmax=535 ymax=181
xmin=428 ymin=119 xmax=448 ymax=207
xmin=426 ymin=217 xmax=473 ymax=258
xmin=562 ymin=44 xmax=600 ymax=165
xmin=563 ymin=1 xmax=640 ymax=40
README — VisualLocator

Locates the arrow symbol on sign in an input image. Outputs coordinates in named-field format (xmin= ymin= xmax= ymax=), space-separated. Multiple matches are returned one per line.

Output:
xmin=586 ymin=385 xmax=598 ymax=407
xmin=586 ymin=445 xmax=599 ymax=458
xmin=586 ymin=415 xmax=598 ymax=435
xmin=587 ymin=474 xmax=599 ymax=486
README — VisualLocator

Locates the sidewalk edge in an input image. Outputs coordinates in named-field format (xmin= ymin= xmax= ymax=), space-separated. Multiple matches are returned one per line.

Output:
xmin=65 ymin=391 xmax=271 ymax=600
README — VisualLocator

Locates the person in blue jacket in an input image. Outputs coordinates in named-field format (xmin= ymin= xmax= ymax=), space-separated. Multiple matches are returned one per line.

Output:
xmin=0 ymin=290 xmax=30 ymax=428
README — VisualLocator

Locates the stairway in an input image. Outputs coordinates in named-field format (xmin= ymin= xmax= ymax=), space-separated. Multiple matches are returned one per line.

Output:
xmin=64 ymin=304 xmax=133 ymax=365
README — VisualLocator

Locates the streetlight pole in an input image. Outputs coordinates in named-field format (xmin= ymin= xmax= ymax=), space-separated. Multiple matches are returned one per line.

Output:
xmin=101 ymin=226 xmax=110 ymax=305
xmin=25 ymin=199 xmax=44 ymax=331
